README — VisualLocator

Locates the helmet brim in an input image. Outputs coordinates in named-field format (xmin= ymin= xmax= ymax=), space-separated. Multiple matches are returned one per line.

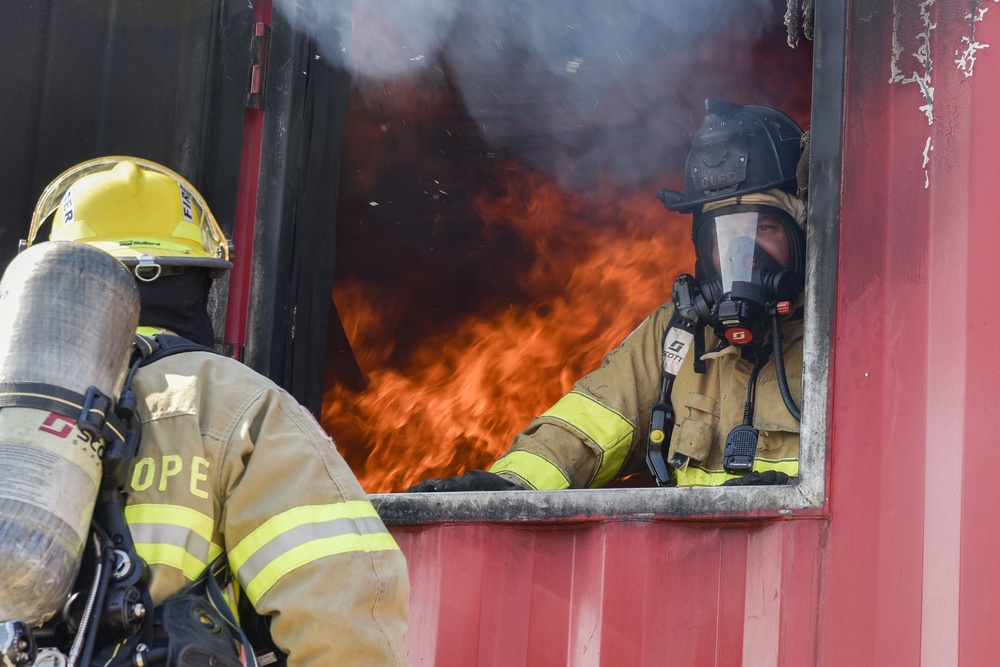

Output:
xmin=89 ymin=242 xmax=233 ymax=271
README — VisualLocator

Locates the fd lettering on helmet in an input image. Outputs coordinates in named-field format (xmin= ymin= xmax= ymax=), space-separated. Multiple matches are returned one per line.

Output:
xmin=699 ymin=171 xmax=740 ymax=190
xmin=179 ymin=187 xmax=194 ymax=222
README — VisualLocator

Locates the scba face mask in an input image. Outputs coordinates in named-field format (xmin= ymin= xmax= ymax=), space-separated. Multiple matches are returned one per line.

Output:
xmin=674 ymin=203 xmax=805 ymax=348
xmin=657 ymin=202 xmax=806 ymax=481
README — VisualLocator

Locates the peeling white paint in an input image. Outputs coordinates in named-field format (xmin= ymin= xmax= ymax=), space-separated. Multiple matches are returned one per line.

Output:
xmin=922 ymin=136 xmax=933 ymax=189
xmin=896 ymin=0 xmax=936 ymax=125
xmin=888 ymin=4 xmax=907 ymax=84
xmin=889 ymin=0 xmax=936 ymax=186
xmin=955 ymin=0 xmax=1000 ymax=77
xmin=889 ymin=0 xmax=1000 ymax=189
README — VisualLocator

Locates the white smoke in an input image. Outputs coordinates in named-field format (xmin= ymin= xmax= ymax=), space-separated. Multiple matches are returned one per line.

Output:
xmin=275 ymin=0 xmax=783 ymax=189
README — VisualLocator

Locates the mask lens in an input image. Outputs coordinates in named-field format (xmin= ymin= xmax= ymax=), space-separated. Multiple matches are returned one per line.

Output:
xmin=716 ymin=213 xmax=761 ymax=291
xmin=696 ymin=212 xmax=761 ymax=292
xmin=696 ymin=209 xmax=794 ymax=293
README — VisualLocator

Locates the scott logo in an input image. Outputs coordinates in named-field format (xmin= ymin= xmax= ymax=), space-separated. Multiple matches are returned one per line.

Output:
xmin=39 ymin=413 xmax=76 ymax=438
xmin=726 ymin=328 xmax=752 ymax=345
xmin=38 ymin=412 xmax=105 ymax=458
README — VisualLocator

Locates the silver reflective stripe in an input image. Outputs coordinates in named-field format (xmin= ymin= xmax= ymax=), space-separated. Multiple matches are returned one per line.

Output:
xmin=129 ymin=521 xmax=212 ymax=560
xmin=230 ymin=502 xmax=399 ymax=603
xmin=238 ymin=516 xmax=389 ymax=586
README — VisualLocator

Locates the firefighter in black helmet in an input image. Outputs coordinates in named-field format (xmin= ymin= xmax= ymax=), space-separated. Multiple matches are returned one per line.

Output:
xmin=411 ymin=99 xmax=807 ymax=491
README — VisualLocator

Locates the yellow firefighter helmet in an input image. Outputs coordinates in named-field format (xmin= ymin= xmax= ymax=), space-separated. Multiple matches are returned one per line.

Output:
xmin=25 ymin=156 xmax=232 ymax=280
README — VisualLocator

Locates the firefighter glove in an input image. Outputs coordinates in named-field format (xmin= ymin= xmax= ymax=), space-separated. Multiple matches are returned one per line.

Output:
xmin=408 ymin=470 xmax=521 ymax=493
xmin=721 ymin=470 xmax=791 ymax=486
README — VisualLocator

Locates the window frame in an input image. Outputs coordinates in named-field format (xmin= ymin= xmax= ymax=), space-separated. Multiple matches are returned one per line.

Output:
xmin=371 ymin=0 xmax=845 ymax=525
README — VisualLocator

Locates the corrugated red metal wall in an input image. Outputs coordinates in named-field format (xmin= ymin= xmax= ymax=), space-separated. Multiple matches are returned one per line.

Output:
xmin=820 ymin=1 xmax=1000 ymax=665
xmin=386 ymin=2 xmax=1000 ymax=665
xmin=395 ymin=520 xmax=826 ymax=666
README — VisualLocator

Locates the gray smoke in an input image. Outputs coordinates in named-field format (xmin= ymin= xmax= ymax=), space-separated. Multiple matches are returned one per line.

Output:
xmin=275 ymin=0 xmax=782 ymax=189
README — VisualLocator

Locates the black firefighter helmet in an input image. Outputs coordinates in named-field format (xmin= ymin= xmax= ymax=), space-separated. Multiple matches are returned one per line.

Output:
xmin=658 ymin=98 xmax=803 ymax=213
xmin=657 ymin=99 xmax=808 ymax=350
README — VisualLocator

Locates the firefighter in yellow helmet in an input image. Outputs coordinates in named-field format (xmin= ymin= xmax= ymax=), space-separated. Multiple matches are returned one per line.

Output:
xmin=411 ymin=100 xmax=807 ymax=491
xmin=30 ymin=157 xmax=232 ymax=347
xmin=25 ymin=157 xmax=410 ymax=666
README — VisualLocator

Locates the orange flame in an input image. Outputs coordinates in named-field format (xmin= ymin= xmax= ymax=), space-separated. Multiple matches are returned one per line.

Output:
xmin=322 ymin=163 xmax=693 ymax=492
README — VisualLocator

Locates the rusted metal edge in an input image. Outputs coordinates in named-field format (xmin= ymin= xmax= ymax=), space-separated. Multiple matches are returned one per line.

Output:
xmin=372 ymin=481 xmax=827 ymax=525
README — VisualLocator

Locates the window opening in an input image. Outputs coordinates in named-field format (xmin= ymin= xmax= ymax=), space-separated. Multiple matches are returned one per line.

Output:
xmin=284 ymin=0 xmax=835 ymax=516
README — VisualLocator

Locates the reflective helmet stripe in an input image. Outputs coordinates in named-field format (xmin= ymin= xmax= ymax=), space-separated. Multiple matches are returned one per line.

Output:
xmin=228 ymin=500 xmax=400 ymax=605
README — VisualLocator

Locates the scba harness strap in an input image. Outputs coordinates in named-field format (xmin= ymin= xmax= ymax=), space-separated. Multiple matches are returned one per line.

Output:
xmin=645 ymin=313 xmax=696 ymax=486
xmin=0 ymin=381 xmax=129 ymax=446
xmin=0 ymin=334 xmax=211 ymax=447
xmin=103 ymin=334 xmax=259 ymax=667
xmin=1 ymin=333 xmax=258 ymax=667
xmin=132 ymin=331 xmax=217 ymax=365
xmin=0 ymin=334 xmax=217 ymax=459
xmin=97 ymin=556 xmax=254 ymax=667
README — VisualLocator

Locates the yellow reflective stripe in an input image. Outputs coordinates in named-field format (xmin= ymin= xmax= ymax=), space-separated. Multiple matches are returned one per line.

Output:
xmin=125 ymin=503 xmax=215 ymax=542
xmin=542 ymin=391 xmax=635 ymax=488
xmin=674 ymin=458 xmax=799 ymax=487
xmin=125 ymin=503 xmax=223 ymax=581
xmin=243 ymin=532 xmax=399 ymax=605
xmin=230 ymin=501 xmax=400 ymax=605
xmin=490 ymin=451 xmax=570 ymax=490
xmin=135 ymin=543 xmax=221 ymax=581
xmin=136 ymin=326 xmax=165 ymax=337
xmin=230 ymin=500 xmax=384 ymax=566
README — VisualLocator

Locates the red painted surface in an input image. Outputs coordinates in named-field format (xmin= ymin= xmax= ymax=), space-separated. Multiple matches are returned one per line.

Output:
xmin=225 ymin=0 xmax=272 ymax=358
xmin=389 ymin=3 xmax=1000 ymax=665
xmin=395 ymin=520 xmax=825 ymax=666
xmin=820 ymin=4 xmax=1000 ymax=666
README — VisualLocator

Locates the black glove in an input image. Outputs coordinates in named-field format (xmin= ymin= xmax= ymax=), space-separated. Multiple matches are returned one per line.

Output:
xmin=721 ymin=470 xmax=791 ymax=486
xmin=407 ymin=470 xmax=522 ymax=492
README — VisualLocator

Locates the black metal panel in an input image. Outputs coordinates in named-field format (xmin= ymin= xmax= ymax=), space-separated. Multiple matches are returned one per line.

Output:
xmin=0 ymin=0 xmax=249 ymax=289
xmin=243 ymin=5 xmax=351 ymax=415
xmin=1 ymin=0 xmax=350 ymax=412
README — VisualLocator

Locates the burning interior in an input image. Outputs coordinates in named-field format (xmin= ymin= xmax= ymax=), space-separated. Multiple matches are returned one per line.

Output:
xmin=313 ymin=0 xmax=815 ymax=493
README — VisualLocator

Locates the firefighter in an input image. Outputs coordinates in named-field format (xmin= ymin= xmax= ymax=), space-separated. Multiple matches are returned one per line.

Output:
xmin=411 ymin=100 xmax=807 ymax=491
xmin=23 ymin=157 xmax=410 ymax=666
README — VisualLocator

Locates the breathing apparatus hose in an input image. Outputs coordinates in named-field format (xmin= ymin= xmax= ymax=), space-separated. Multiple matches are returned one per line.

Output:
xmin=68 ymin=530 xmax=113 ymax=667
xmin=770 ymin=312 xmax=801 ymax=422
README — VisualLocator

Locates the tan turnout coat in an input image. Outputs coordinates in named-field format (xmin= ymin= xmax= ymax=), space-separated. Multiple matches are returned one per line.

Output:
xmin=490 ymin=301 xmax=802 ymax=488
